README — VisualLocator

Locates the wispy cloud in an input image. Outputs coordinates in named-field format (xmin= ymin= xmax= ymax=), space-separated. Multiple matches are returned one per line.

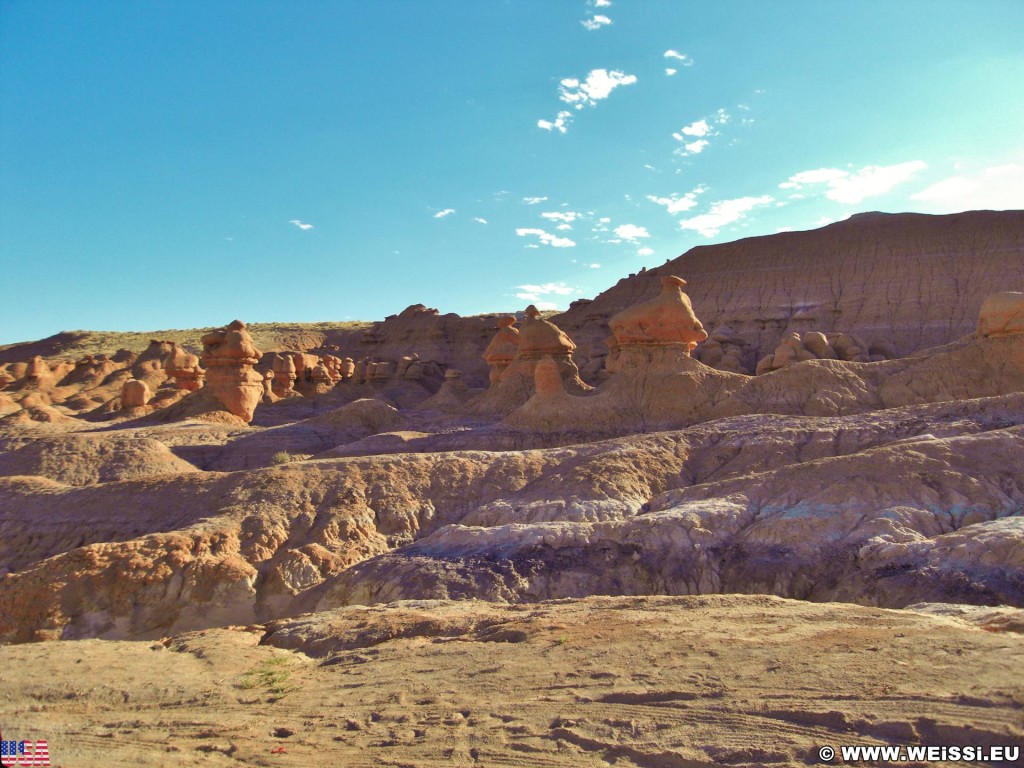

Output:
xmin=516 ymin=281 xmax=575 ymax=309
xmin=541 ymin=211 xmax=582 ymax=225
xmin=516 ymin=228 xmax=577 ymax=248
xmin=637 ymin=247 xmax=655 ymax=257
xmin=679 ymin=195 xmax=775 ymax=237
xmin=909 ymin=163 xmax=1024 ymax=212
xmin=594 ymin=0 xmax=612 ymax=6
xmin=537 ymin=110 xmax=574 ymax=133
xmin=581 ymin=14 xmax=612 ymax=30
xmin=665 ymin=68 xmax=678 ymax=77
xmin=289 ymin=219 xmax=314 ymax=230
xmin=614 ymin=223 xmax=651 ymax=241
xmin=672 ymin=110 xmax=729 ymax=156
xmin=589 ymin=263 xmax=602 ymax=268
xmin=473 ymin=217 xmax=488 ymax=224
xmin=433 ymin=208 xmax=456 ymax=218
xmin=539 ymin=68 xmax=638 ymax=133
xmin=559 ymin=69 xmax=638 ymax=109
xmin=647 ymin=186 xmax=706 ymax=215
xmin=523 ymin=196 xmax=549 ymax=205
xmin=779 ymin=161 xmax=927 ymax=204
xmin=664 ymin=50 xmax=693 ymax=65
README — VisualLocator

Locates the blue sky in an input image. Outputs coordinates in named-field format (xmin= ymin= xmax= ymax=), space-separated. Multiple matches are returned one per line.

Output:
xmin=2 ymin=0 xmax=1022 ymax=344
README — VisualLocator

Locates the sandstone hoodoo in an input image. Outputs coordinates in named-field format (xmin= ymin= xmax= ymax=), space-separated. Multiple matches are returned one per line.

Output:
xmin=119 ymin=378 xmax=151 ymax=409
xmin=164 ymin=346 xmax=204 ymax=391
xmin=270 ymin=352 xmax=298 ymax=397
xmin=199 ymin=319 xmax=263 ymax=422
xmin=482 ymin=316 xmax=521 ymax=384
xmin=501 ymin=305 xmax=591 ymax=396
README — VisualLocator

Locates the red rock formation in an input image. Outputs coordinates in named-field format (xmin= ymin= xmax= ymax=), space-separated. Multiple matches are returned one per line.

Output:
xmin=978 ymin=291 xmax=1024 ymax=338
xmin=482 ymin=317 xmax=521 ymax=384
xmin=165 ymin=347 xmax=204 ymax=391
xmin=120 ymin=379 xmax=152 ymax=409
xmin=271 ymin=353 xmax=298 ymax=398
xmin=200 ymin=320 xmax=263 ymax=422
xmin=555 ymin=211 xmax=1024 ymax=374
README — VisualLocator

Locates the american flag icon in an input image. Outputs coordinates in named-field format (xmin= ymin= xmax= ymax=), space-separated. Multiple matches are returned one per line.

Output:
xmin=0 ymin=740 xmax=50 ymax=767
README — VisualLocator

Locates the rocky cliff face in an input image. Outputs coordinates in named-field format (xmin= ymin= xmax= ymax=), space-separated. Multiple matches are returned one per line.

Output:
xmin=555 ymin=210 xmax=1024 ymax=374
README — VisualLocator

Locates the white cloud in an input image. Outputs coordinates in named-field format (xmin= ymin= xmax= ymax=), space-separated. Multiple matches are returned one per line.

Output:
xmin=559 ymin=69 xmax=638 ymax=110
xmin=779 ymin=161 xmax=927 ymax=204
xmin=672 ymin=112 xmax=729 ymax=156
xmin=614 ymin=223 xmax=651 ymax=241
xmin=516 ymin=228 xmax=577 ymax=248
xmin=556 ymin=223 xmax=573 ymax=231
xmin=636 ymin=247 xmax=655 ymax=257
xmin=473 ymin=217 xmax=488 ymax=224
xmin=594 ymin=0 xmax=612 ymax=6
xmin=909 ymin=163 xmax=1024 ymax=212
xmin=516 ymin=282 xmax=575 ymax=307
xmin=665 ymin=68 xmax=677 ymax=76
xmin=679 ymin=195 xmax=775 ymax=237
xmin=523 ymin=196 xmax=549 ymax=205
xmin=647 ymin=187 xmax=705 ymax=215
xmin=289 ymin=220 xmax=314 ymax=230
xmin=779 ymin=168 xmax=848 ymax=188
xmin=581 ymin=14 xmax=612 ymax=30
xmin=537 ymin=110 xmax=573 ymax=133
xmin=681 ymin=119 xmax=711 ymax=137
xmin=541 ymin=211 xmax=581 ymax=224
xmin=589 ymin=263 xmax=602 ymax=268
xmin=433 ymin=208 xmax=456 ymax=218
xmin=663 ymin=50 xmax=693 ymax=65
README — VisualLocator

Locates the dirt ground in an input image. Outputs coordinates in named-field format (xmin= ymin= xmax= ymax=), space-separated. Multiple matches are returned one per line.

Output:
xmin=2 ymin=595 xmax=1022 ymax=767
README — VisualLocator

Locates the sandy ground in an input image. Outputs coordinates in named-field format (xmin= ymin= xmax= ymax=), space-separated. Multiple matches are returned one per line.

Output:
xmin=2 ymin=595 xmax=1022 ymax=767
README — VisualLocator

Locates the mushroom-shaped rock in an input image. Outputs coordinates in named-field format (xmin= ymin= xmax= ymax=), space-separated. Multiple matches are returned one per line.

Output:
xmin=199 ymin=319 xmax=263 ymax=422
xmin=262 ymin=370 xmax=278 ymax=403
xmin=608 ymin=276 xmax=708 ymax=350
xmin=121 ymin=379 xmax=152 ymax=409
xmin=483 ymin=316 xmax=521 ymax=384
xmin=271 ymin=353 xmax=298 ymax=397
xmin=519 ymin=305 xmax=577 ymax=357
xmin=165 ymin=347 xmax=204 ymax=391
xmin=978 ymin=291 xmax=1024 ymax=338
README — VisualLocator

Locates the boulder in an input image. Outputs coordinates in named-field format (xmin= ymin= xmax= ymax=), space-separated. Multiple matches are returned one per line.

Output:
xmin=121 ymin=379 xmax=151 ymax=409
xmin=977 ymin=291 xmax=1024 ymax=338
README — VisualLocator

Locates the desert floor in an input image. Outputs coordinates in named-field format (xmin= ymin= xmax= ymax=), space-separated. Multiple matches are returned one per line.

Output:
xmin=3 ymin=595 xmax=1022 ymax=767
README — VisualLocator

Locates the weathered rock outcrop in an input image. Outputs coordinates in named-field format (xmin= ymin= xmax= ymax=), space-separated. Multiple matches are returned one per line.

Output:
xmin=978 ymin=291 xmax=1024 ymax=338
xmin=482 ymin=316 xmax=521 ymax=384
xmin=120 ymin=379 xmax=151 ymax=409
xmin=165 ymin=347 xmax=204 ymax=391
xmin=200 ymin=320 xmax=263 ymax=422
xmin=555 ymin=210 xmax=1024 ymax=374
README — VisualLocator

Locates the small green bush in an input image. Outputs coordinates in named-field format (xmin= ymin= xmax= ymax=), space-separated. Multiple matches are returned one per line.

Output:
xmin=271 ymin=451 xmax=293 ymax=465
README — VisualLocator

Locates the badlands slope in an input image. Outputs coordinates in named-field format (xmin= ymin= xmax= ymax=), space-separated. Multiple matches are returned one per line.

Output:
xmin=1 ymin=211 xmax=1023 ymax=766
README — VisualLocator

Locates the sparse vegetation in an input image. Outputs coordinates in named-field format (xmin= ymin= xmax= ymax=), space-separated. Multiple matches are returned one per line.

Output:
xmin=237 ymin=656 xmax=295 ymax=698
xmin=0 ymin=321 xmax=373 ymax=361
xmin=271 ymin=451 xmax=295 ymax=465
